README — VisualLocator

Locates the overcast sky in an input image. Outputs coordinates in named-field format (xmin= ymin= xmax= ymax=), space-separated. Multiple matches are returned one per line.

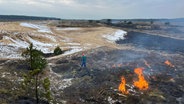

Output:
xmin=0 ymin=0 xmax=183 ymax=19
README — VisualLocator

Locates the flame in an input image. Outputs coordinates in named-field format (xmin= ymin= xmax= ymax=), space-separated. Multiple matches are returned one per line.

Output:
xmin=118 ymin=76 xmax=128 ymax=94
xmin=164 ymin=60 xmax=174 ymax=67
xmin=133 ymin=68 xmax=149 ymax=90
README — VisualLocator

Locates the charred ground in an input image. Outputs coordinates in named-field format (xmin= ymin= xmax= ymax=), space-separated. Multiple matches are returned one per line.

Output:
xmin=116 ymin=31 xmax=184 ymax=53
xmin=48 ymin=46 xmax=184 ymax=104
xmin=0 ymin=20 xmax=184 ymax=104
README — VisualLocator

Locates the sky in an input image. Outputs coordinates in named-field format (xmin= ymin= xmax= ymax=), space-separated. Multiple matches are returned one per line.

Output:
xmin=0 ymin=0 xmax=183 ymax=19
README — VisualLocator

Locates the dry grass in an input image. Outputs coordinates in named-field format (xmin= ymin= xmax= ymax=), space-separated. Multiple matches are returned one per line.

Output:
xmin=53 ymin=27 xmax=120 ymax=49
xmin=0 ymin=22 xmax=34 ymax=32
xmin=0 ymin=22 xmax=122 ymax=54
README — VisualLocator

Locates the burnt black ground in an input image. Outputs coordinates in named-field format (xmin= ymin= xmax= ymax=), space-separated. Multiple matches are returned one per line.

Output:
xmin=49 ymin=47 xmax=184 ymax=104
xmin=0 ymin=46 xmax=184 ymax=104
xmin=116 ymin=32 xmax=184 ymax=53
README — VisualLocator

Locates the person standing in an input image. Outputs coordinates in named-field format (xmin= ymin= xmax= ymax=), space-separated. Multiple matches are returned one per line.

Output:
xmin=81 ymin=53 xmax=87 ymax=67
xmin=81 ymin=53 xmax=92 ymax=77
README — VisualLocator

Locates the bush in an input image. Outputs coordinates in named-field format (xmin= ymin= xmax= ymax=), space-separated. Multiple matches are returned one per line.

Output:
xmin=165 ymin=22 xmax=170 ymax=25
xmin=127 ymin=21 xmax=133 ymax=25
xmin=54 ymin=46 xmax=63 ymax=55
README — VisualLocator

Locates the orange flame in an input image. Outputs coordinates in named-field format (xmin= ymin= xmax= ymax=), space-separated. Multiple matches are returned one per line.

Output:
xmin=133 ymin=68 xmax=149 ymax=90
xmin=118 ymin=76 xmax=128 ymax=94
xmin=164 ymin=60 xmax=174 ymax=67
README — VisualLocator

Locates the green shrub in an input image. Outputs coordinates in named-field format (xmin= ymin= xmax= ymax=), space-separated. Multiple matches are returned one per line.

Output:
xmin=54 ymin=46 xmax=63 ymax=55
xmin=127 ymin=21 xmax=133 ymax=25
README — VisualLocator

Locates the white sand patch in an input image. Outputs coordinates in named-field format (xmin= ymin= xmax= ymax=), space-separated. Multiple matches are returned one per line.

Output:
xmin=59 ymin=78 xmax=73 ymax=90
xmin=0 ymin=34 xmax=57 ymax=58
xmin=62 ymin=45 xmax=83 ymax=56
xmin=63 ymin=48 xmax=83 ymax=56
xmin=107 ymin=96 xmax=118 ymax=104
xmin=1 ymin=36 xmax=28 ymax=58
xmin=58 ymin=35 xmax=72 ymax=42
xmin=0 ymin=32 xmax=84 ymax=58
xmin=61 ymin=38 xmax=71 ymax=42
xmin=0 ymin=45 xmax=21 ymax=58
xmin=56 ymin=27 xmax=81 ymax=31
xmin=68 ymin=46 xmax=81 ymax=49
xmin=3 ymin=36 xmax=29 ymax=48
xmin=103 ymin=30 xmax=127 ymax=42
xmin=28 ymin=37 xmax=53 ymax=47
xmin=85 ymin=43 xmax=92 ymax=46
xmin=1 ymin=72 xmax=11 ymax=78
xmin=66 ymin=43 xmax=80 ymax=46
xmin=20 ymin=22 xmax=53 ymax=34
xmin=27 ymin=37 xmax=56 ymax=53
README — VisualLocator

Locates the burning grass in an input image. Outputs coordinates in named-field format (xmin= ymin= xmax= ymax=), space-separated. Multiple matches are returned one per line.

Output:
xmin=133 ymin=67 xmax=149 ymax=90
xmin=47 ymin=47 xmax=184 ymax=103
xmin=1 ymin=21 xmax=184 ymax=103
xmin=0 ymin=46 xmax=184 ymax=103
xmin=118 ymin=76 xmax=128 ymax=94
xmin=164 ymin=60 xmax=175 ymax=68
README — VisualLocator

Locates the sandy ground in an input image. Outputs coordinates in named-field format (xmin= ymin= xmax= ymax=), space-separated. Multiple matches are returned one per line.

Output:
xmin=0 ymin=21 xmax=126 ymax=59
xmin=0 ymin=22 xmax=124 ymax=48
xmin=0 ymin=22 xmax=34 ymax=32
xmin=52 ymin=26 xmax=120 ymax=48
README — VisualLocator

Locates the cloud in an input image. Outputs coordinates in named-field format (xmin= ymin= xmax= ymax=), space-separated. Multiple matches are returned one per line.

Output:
xmin=0 ymin=0 xmax=183 ymax=19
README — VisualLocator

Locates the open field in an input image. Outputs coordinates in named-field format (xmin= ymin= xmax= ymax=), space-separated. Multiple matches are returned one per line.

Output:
xmin=0 ymin=20 xmax=184 ymax=104
xmin=0 ymin=21 xmax=126 ymax=59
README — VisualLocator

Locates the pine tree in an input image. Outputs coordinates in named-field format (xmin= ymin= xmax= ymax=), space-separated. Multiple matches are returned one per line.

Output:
xmin=22 ymin=43 xmax=51 ymax=104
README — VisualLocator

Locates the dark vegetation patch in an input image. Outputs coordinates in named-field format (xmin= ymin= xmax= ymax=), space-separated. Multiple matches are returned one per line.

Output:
xmin=117 ymin=32 xmax=184 ymax=53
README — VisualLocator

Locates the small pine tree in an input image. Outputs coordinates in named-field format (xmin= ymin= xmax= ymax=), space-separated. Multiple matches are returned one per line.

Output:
xmin=22 ymin=43 xmax=51 ymax=104
xmin=54 ymin=46 xmax=63 ymax=55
